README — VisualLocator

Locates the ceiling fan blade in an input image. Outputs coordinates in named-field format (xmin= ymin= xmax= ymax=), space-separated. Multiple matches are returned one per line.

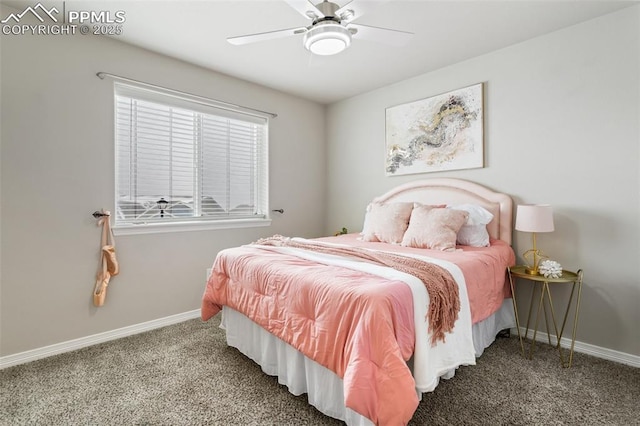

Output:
xmin=283 ymin=0 xmax=325 ymax=20
xmin=349 ymin=23 xmax=413 ymax=46
xmin=227 ymin=27 xmax=308 ymax=46
xmin=336 ymin=0 xmax=391 ymax=23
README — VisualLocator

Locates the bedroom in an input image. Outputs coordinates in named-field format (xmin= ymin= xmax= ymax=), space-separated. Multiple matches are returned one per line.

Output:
xmin=1 ymin=0 xmax=639 ymax=424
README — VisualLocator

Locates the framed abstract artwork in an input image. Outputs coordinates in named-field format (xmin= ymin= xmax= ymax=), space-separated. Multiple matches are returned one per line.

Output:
xmin=385 ymin=83 xmax=484 ymax=176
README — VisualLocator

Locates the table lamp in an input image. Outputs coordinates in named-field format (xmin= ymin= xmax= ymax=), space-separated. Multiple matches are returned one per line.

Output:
xmin=515 ymin=204 xmax=554 ymax=275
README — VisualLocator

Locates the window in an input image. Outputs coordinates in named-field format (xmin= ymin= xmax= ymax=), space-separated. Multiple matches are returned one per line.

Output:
xmin=114 ymin=83 xmax=269 ymax=232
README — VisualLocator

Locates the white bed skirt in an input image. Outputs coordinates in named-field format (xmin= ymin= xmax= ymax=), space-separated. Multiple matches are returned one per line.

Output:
xmin=221 ymin=300 xmax=515 ymax=426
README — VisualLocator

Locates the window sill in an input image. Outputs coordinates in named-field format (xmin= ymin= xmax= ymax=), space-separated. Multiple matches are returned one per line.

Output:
xmin=113 ymin=218 xmax=272 ymax=236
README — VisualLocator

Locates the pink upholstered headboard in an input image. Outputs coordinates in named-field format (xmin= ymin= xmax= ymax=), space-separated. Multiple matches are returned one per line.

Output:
xmin=372 ymin=178 xmax=513 ymax=245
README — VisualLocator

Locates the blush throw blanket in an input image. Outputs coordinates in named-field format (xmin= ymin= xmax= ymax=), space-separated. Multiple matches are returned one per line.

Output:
xmin=202 ymin=236 xmax=478 ymax=425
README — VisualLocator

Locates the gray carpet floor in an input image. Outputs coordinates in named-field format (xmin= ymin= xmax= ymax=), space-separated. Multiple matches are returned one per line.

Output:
xmin=1 ymin=314 xmax=638 ymax=425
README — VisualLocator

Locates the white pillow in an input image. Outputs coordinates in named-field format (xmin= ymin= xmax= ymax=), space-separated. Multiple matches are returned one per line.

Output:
xmin=456 ymin=225 xmax=490 ymax=247
xmin=361 ymin=202 xmax=414 ymax=244
xmin=447 ymin=204 xmax=494 ymax=247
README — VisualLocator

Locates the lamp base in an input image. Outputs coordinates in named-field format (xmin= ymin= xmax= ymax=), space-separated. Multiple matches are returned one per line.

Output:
xmin=524 ymin=266 xmax=540 ymax=275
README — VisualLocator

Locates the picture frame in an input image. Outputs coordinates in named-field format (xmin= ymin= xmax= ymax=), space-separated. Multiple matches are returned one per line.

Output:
xmin=385 ymin=83 xmax=484 ymax=176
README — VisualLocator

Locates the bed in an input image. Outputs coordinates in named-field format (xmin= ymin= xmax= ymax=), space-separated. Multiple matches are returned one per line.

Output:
xmin=201 ymin=178 xmax=516 ymax=425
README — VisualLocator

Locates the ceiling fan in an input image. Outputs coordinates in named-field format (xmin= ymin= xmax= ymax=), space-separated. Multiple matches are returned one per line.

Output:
xmin=227 ymin=0 xmax=413 ymax=56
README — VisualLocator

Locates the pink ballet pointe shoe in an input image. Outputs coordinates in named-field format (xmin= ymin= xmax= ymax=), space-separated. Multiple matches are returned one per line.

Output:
xmin=102 ymin=245 xmax=119 ymax=276
xmin=93 ymin=272 xmax=111 ymax=307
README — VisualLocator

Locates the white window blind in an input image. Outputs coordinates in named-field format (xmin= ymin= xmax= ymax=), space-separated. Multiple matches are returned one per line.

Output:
xmin=114 ymin=83 xmax=269 ymax=228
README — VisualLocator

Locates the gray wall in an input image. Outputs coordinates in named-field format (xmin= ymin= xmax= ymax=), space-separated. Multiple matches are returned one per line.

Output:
xmin=325 ymin=7 xmax=639 ymax=357
xmin=0 ymin=6 xmax=326 ymax=356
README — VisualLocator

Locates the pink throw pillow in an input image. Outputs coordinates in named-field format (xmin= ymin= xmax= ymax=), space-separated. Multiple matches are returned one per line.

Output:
xmin=401 ymin=207 xmax=469 ymax=251
xmin=361 ymin=202 xmax=414 ymax=244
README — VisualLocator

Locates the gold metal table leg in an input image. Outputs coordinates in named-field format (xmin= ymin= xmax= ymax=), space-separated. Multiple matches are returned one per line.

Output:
xmin=558 ymin=282 xmax=576 ymax=342
xmin=543 ymin=281 xmax=566 ymax=367
xmin=524 ymin=282 xmax=537 ymax=354
xmin=541 ymin=282 xmax=553 ymax=346
xmin=529 ymin=282 xmax=546 ymax=360
xmin=508 ymin=268 xmax=525 ymax=356
xmin=563 ymin=270 xmax=583 ymax=368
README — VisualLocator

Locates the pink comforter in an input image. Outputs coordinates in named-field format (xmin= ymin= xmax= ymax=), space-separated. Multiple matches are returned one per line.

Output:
xmin=319 ymin=234 xmax=516 ymax=324
xmin=202 ymin=244 xmax=417 ymax=424
xmin=201 ymin=235 xmax=515 ymax=425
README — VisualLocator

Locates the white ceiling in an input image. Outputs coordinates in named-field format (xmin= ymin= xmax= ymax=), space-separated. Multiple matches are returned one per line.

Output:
xmin=3 ymin=0 xmax=638 ymax=103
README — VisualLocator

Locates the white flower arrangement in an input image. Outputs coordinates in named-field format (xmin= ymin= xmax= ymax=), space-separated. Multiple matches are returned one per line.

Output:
xmin=539 ymin=259 xmax=563 ymax=279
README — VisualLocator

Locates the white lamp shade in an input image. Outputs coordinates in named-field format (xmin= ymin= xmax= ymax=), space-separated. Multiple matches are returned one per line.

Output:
xmin=515 ymin=204 xmax=555 ymax=233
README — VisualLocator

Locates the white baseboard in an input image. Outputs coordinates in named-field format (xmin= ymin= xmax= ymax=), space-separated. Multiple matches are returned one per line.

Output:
xmin=512 ymin=327 xmax=640 ymax=368
xmin=0 ymin=309 xmax=201 ymax=370
xmin=2 ymin=312 xmax=637 ymax=370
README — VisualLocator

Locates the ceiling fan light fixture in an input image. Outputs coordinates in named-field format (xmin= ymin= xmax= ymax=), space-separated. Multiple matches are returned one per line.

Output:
xmin=303 ymin=22 xmax=351 ymax=56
